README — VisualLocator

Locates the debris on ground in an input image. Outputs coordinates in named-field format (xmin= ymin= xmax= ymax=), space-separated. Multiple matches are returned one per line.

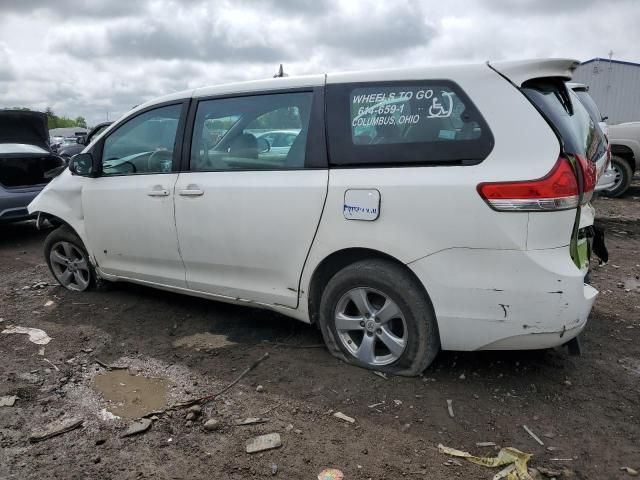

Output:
xmin=447 ymin=399 xmax=455 ymax=418
xmin=2 ymin=326 xmax=52 ymax=345
xmin=536 ymin=466 xmax=562 ymax=477
xmin=333 ymin=412 xmax=355 ymax=423
xmin=44 ymin=300 xmax=54 ymax=307
xmin=438 ymin=443 xmax=532 ymax=479
xmin=522 ymin=425 xmax=545 ymax=446
xmin=271 ymin=463 xmax=278 ymax=475
xmin=373 ymin=371 xmax=388 ymax=379
xmin=256 ymin=384 xmax=265 ymax=392
xmin=245 ymin=433 xmax=282 ymax=453
xmin=94 ymin=359 xmax=128 ymax=370
xmin=185 ymin=405 xmax=202 ymax=421
xmin=203 ymin=419 xmax=221 ymax=431
xmin=120 ymin=418 xmax=152 ymax=437
xmin=317 ymin=468 xmax=344 ymax=480
xmin=235 ymin=417 xmax=269 ymax=426
xmin=29 ymin=418 xmax=84 ymax=443
xmin=476 ymin=442 xmax=497 ymax=447
xmin=167 ymin=352 xmax=270 ymax=412
xmin=0 ymin=395 xmax=18 ymax=407
xmin=43 ymin=358 xmax=59 ymax=371
xmin=620 ymin=466 xmax=639 ymax=476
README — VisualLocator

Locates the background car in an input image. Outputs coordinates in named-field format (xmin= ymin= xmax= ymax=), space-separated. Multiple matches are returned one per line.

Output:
xmin=0 ymin=110 xmax=66 ymax=222
xmin=57 ymin=122 xmax=112 ymax=159
xmin=606 ymin=122 xmax=639 ymax=197
xmin=568 ymin=82 xmax=616 ymax=192
xmin=254 ymin=129 xmax=300 ymax=161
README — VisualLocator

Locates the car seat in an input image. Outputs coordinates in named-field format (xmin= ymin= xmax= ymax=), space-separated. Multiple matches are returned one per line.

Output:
xmin=228 ymin=133 xmax=258 ymax=159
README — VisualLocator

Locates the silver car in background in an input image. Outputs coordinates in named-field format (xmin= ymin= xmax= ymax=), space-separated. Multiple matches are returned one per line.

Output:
xmin=568 ymin=83 xmax=616 ymax=192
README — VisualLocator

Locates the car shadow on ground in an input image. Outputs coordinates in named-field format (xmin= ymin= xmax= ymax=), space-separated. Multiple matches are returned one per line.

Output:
xmin=53 ymin=276 xmax=569 ymax=381
xmin=0 ymin=220 xmax=49 ymax=245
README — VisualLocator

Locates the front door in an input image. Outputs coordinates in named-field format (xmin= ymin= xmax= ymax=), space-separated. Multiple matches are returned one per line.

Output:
xmin=174 ymin=89 xmax=328 ymax=307
xmin=82 ymin=102 xmax=188 ymax=287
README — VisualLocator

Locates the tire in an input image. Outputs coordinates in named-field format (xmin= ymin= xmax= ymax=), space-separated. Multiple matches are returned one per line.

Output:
xmin=318 ymin=259 xmax=440 ymax=376
xmin=603 ymin=156 xmax=633 ymax=198
xmin=44 ymin=225 xmax=96 ymax=292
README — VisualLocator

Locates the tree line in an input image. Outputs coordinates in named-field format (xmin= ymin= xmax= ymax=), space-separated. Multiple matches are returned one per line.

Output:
xmin=7 ymin=106 xmax=87 ymax=129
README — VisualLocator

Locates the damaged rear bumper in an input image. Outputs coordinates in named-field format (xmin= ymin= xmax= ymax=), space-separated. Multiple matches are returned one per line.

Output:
xmin=408 ymin=246 xmax=598 ymax=351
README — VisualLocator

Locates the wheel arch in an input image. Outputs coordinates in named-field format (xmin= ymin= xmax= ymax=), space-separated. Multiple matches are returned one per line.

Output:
xmin=306 ymin=247 xmax=433 ymax=325
xmin=37 ymin=211 xmax=99 ymax=270
xmin=610 ymin=143 xmax=637 ymax=171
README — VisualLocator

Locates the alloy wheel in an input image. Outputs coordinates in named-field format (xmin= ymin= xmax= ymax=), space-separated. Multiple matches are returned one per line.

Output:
xmin=334 ymin=287 xmax=407 ymax=366
xmin=49 ymin=241 xmax=91 ymax=291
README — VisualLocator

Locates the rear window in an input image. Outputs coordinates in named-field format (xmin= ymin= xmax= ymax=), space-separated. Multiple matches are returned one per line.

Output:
xmin=522 ymin=79 xmax=606 ymax=163
xmin=326 ymin=81 xmax=493 ymax=167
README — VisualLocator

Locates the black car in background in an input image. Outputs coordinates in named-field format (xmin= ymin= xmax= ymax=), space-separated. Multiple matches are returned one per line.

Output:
xmin=0 ymin=110 xmax=66 ymax=222
xmin=57 ymin=122 xmax=112 ymax=159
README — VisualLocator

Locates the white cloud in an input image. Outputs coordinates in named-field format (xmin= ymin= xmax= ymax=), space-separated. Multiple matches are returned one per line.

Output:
xmin=0 ymin=0 xmax=638 ymax=125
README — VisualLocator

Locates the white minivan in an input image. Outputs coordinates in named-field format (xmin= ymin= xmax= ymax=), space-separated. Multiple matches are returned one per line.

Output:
xmin=30 ymin=59 xmax=603 ymax=376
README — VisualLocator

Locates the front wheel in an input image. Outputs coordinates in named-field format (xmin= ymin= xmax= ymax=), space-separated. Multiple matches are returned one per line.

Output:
xmin=318 ymin=259 xmax=440 ymax=376
xmin=44 ymin=226 xmax=96 ymax=292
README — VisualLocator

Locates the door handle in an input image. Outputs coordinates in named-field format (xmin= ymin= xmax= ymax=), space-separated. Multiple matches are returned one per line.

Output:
xmin=147 ymin=188 xmax=169 ymax=197
xmin=178 ymin=185 xmax=204 ymax=197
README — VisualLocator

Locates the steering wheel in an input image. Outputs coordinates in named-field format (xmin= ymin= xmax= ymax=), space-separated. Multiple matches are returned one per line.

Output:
xmin=147 ymin=149 xmax=173 ymax=173
xmin=121 ymin=161 xmax=137 ymax=173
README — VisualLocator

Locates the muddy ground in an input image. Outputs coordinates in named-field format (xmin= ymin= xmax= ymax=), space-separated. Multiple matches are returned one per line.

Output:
xmin=1 ymin=178 xmax=639 ymax=480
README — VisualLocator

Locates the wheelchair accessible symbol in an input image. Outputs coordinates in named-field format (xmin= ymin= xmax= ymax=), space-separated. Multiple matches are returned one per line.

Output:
xmin=427 ymin=91 xmax=454 ymax=118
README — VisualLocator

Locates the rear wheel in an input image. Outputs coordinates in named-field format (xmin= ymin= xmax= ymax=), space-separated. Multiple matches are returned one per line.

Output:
xmin=603 ymin=156 xmax=633 ymax=198
xmin=44 ymin=226 xmax=95 ymax=292
xmin=318 ymin=259 xmax=440 ymax=376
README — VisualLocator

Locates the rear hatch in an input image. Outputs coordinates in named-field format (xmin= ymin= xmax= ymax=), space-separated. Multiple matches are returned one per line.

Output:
xmin=0 ymin=110 xmax=65 ymax=189
xmin=485 ymin=60 xmax=605 ymax=269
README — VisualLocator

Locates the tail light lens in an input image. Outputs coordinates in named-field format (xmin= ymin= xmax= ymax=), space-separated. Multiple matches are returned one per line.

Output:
xmin=477 ymin=157 xmax=580 ymax=211
xmin=576 ymin=154 xmax=596 ymax=204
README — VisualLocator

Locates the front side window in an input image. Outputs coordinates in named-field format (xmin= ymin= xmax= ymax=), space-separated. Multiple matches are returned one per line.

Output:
xmin=327 ymin=81 xmax=493 ymax=167
xmin=190 ymin=92 xmax=312 ymax=171
xmin=101 ymin=104 xmax=182 ymax=176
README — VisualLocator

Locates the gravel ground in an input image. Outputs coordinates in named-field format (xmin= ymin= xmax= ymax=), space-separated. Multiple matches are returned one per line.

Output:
xmin=1 ymin=178 xmax=639 ymax=480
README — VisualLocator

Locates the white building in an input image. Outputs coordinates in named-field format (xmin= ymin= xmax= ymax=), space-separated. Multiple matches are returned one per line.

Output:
xmin=572 ymin=58 xmax=640 ymax=125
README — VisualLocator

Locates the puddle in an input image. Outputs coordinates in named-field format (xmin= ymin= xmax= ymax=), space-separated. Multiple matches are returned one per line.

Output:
xmin=624 ymin=278 xmax=640 ymax=291
xmin=94 ymin=370 xmax=168 ymax=419
xmin=173 ymin=332 xmax=236 ymax=350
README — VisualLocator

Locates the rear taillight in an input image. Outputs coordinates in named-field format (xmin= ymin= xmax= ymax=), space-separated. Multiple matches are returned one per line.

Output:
xmin=477 ymin=157 xmax=580 ymax=211
xmin=576 ymin=154 xmax=597 ymax=204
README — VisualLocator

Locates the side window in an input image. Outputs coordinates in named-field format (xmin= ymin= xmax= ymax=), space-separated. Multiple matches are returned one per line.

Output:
xmin=190 ymin=92 xmax=312 ymax=171
xmin=101 ymin=104 xmax=182 ymax=176
xmin=327 ymin=81 xmax=494 ymax=167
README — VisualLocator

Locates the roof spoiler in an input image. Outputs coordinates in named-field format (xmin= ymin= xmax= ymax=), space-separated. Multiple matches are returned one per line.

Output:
xmin=488 ymin=58 xmax=580 ymax=87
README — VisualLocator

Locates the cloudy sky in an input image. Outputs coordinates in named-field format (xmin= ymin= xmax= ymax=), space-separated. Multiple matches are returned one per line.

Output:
xmin=0 ymin=0 xmax=638 ymax=126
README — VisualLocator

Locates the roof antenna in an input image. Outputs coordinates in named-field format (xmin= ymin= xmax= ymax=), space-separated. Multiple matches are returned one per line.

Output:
xmin=273 ymin=64 xmax=287 ymax=78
